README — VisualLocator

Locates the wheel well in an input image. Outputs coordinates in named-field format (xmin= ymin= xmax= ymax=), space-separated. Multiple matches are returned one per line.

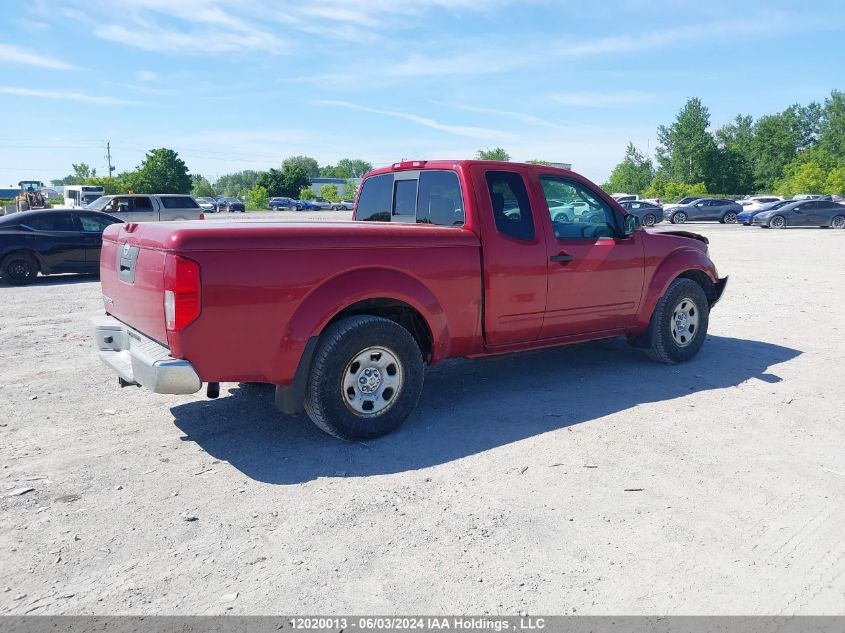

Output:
xmin=326 ymin=298 xmax=434 ymax=363
xmin=1 ymin=250 xmax=42 ymax=273
xmin=677 ymin=270 xmax=716 ymax=304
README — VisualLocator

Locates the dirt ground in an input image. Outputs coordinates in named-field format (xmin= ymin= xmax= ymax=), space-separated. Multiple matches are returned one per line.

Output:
xmin=1 ymin=216 xmax=843 ymax=615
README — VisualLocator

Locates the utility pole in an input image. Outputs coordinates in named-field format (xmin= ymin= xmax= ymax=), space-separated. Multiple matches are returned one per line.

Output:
xmin=105 ymin=141 xmax=115 ymax=177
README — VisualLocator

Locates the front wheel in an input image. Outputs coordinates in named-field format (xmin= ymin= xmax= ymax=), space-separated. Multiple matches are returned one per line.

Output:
xmin=769 ymin=215 xmax=786 ymax=229
xmin=642 ymin=214 xmax=656 ymax=227
xmin=303 ymin=316 xmax=424 ymax=440
xmin=722 ymin=211 xmax=738 ymax=224
xmin=2 ymin=253 xmax=38 ymax=285
xmin=644 ymin=278 xmax=709 ymax=364
xmin=831 ymin=215 xmax=845 ymax=229
xmin=671 ymin=212 xmax=687 ymax=224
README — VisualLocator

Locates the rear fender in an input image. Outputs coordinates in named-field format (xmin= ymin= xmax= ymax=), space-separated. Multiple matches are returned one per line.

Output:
xmin=271 ymin=267 xmax=448 ymax=382
xmin=633 ymin=247 xmax=718 ymax=332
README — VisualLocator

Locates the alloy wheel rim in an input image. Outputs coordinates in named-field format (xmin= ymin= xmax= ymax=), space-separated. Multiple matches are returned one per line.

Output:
xmin=833 ymin=216 xmax=845 ymax=229
xmin=771 ymin=216 xmax=785 ymax=228
xmin=724 ymin=212 xmax=737 ymax=223
xmin=675 ymin=213 xmax=686 ymax=223
xmin=671 ymin=297 xmax=699 ymax=347
xmin=342 ymin=346 xmax=403 ymax=416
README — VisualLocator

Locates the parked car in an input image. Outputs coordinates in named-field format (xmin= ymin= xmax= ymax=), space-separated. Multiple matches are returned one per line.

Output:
xmin=195 ymin=197 xmax=217 ymax=212
xmin=663 ymin=196 xmax=703 ymax=211
xmin=298 ymin=200 xmax=321 ymax=211
xmin=663 ymin=198 xmax=742 ymax=224
xmin=87 ymin=195 xmax=205 ymax=222
xmin=217 ymin=197 xmax=245 ymax=213
xmin=91 ymin=159 xmax=727 ymax=441
xmin=0 ymin=210 xmax=122 ymax=285
xmin=752 ymin=200 xmax=845 ymax=229
xmin=331 ymin=201 xmax=355 ymax=210
xmin=312 ymin=197 xmax=334 ymax=210
xmin=269 ymin=197 xmax=300 ymax=210
xmin=611 ymin=193 xmax=639 ymax=203
xmin=737 ymin=199 xmax=793 ymax=225
xmin=738 ymin=195 xmax=783 ymax=212
xmin=618 ymin=200 xmax=664 ymax=226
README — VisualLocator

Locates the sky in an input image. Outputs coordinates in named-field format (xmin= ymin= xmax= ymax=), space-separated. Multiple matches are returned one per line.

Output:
xmin=1 ymin=0 xmax=843 ymax=186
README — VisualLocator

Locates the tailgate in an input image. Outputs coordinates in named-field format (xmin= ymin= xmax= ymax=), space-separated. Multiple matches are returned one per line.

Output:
xmin=100 ymin=225 xmax=168 ymax=345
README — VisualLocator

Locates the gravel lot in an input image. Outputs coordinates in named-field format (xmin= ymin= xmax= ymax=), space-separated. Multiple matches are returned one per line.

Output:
xmin=1 ymin=216 xmax=843 ymax=615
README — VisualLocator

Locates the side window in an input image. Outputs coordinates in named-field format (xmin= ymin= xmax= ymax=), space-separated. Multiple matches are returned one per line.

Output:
xmin=357 ymin=174 xmax=394 ymax=222
xmin=79 ymin=214 xmax=119 ymax=232
xmin=485 ymin=171 xmax=535 ymax=241
xmin=110 ymin=198 xmax=130 ymax=213
xmin=23 ymin=214 xmax=77 ymax=231
xmin=417 ymin=171 xmax=464 ymax=226
xmin=540 ymin=177 xmax=616 ymax=239
xmin=134 ymin=197 xmax=153 ymax=211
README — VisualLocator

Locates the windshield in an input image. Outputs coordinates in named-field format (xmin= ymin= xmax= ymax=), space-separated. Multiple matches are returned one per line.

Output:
xmin=83 ymin=194 xmax=102 ymax=204
xmin=86 ymin=196 xmax=112 ymax=211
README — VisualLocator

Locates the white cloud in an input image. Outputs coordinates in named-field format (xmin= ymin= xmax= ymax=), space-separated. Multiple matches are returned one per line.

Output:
xmin=135 ymin=70 xmax=158 ymax=82
xmin=319 ymin=100 xmax=516 ymax=141
xmin=0 ymin=43 xmax=80 ymax=70
xmin=0 ymin=86 xmax=136 ymax=105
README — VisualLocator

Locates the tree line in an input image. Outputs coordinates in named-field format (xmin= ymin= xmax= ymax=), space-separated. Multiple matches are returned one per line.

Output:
xmin=605 ymin=90 xmax=845 ymax=199
xmin=51 ymin=152 xmax=372 ymax=209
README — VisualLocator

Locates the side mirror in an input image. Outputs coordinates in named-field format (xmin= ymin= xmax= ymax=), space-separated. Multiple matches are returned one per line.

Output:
xmin=623 ymin=214 xmax=641 ymax=236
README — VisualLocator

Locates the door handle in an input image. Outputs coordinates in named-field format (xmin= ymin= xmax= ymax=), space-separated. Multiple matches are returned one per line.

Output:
xmin=550 ymin=254 xmax=575 ymax=263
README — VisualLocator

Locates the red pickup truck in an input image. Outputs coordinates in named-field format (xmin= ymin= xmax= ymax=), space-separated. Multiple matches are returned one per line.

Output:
xmin=92 ymin=160 xmax=726 ymax=440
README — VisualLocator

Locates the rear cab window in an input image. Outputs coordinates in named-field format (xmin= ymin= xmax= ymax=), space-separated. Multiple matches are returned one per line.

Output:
xmin=160 ymin=196 xmax=199 ymax=209
xmin=356 ymin=170 xmax=464 ymax=226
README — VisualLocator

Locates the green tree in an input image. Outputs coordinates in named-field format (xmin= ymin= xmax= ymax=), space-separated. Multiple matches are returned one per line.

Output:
xmin=825 ymin=166 xmax=845 ymax=194
xmin=656 ymin=97 xmax=718 ymax=187
xmin=258 ymin=163 xmax=310 ymax=198
xmin=191 ymin=175 xmax=215 ymax=198
xmin=85 ymin=176 xmax=126 ymax=195
xmin=282 ymin=156 xmax=319 ymax=179
xmin=131 ymin=148 xmax=192 ymax=194
xmin=476 ymin=147 xmax=510 ymax=161
xmin=51 ymin=162 xmax=97 ymax=186
xmin=319 ymin=183 xmax=340 ymax=202
xmin=604 ymin=143 xmax=654 ymax=194
xmin=215 ymin=170 xmax=262 ymax=197
xmin=526 ymin=159 xmax=550 ymax=165
xmin=344 ymin=178 xmax=359 ymax=200
xmin=244 ymin=185 xmax=269 ymax=210
xmin=818 ymin=90 xmax=845 ymax=157
xmin=298 ymin=188 xmax=315 ymax=200
xmin=776 ymin=162 xmax=827 ymax=196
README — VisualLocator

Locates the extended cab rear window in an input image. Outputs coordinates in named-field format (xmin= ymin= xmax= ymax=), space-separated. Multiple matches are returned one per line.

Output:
xmin=357 ymin=170 xmax=464 ymax=226
xmin=160 ymin=196 xmax=199 ymax=209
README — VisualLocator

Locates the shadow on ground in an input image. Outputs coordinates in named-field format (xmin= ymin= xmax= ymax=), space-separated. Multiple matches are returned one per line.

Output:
xmin=170 ymin=335 xmax=800 ymax=484
xmin=0 ymin=273 xmax=99 ymax=288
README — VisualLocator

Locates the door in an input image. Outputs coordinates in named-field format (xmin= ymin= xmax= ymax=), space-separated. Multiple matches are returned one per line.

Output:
xmin=790 ymin=202 xmax=815 ymax=226
xmin=472 ymin=167 xmax=549 ymax=346
xmin=18 ymin=212 xmax=87 ymax=272
xmin=102 ymin=196 xmax=156 ymax=222
xmin=533 ymin=175 xmax=645 ymax=338
xmin=79 ymin=213 xmax=121 ymax=271
xmin=129 ymin=196 xmax=158 ymax=221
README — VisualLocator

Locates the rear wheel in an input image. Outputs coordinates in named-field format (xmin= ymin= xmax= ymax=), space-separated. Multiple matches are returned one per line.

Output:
xmin=671 ymin=211 xmax=687 ymax=224
xmin=642 ymin=214 xmax=656 ymax=227
xmin=769 ymin=215 xmax=786 ymax=229
xmin=645 ymin=278 xmax=709 ymax=364
xmin=722 ymin=211 xmax=738 ymax=224
xmin=2 ymin=253 xmax=38 ymax=285
xmin=831 ymin=215 xmax=845 ymax=229
xmin=304 ymin=316 xmax=424 ymax=440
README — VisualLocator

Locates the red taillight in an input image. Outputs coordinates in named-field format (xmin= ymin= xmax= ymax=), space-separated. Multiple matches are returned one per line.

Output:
xmin=199 ymin=212 xmax=205 ymax=220
xmin=163 ymin=254 xmax=201 ymax=331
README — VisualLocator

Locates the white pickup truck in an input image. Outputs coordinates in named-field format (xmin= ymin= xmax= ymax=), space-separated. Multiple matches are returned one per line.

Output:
xmin=85 ymin=194 xmax=204 ymax=222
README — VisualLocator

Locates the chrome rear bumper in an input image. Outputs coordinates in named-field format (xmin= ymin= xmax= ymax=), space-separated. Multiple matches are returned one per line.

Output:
xmin=90 ymin=314 xmax=201 ymax=395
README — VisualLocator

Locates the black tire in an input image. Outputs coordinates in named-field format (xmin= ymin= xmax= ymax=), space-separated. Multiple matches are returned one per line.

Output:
xmin=303 ymin=316 xmax=424 ymax=440
xmin=644 ymin=278 xmax=710 ymax=364
xmin=831 ymin=215 xmax=845 ymax=229
xmin=2 ymin=253 xmax=38 ymax=285
xmin=671 ymin=212 xmax=687 ymax=224
xmin=769 ymin=215 xmax=786 ymax=229
xmin=722 ymin=211 xmax=738 ymax=224
xmin=642 ymin=214 xmax=656 ymax=227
